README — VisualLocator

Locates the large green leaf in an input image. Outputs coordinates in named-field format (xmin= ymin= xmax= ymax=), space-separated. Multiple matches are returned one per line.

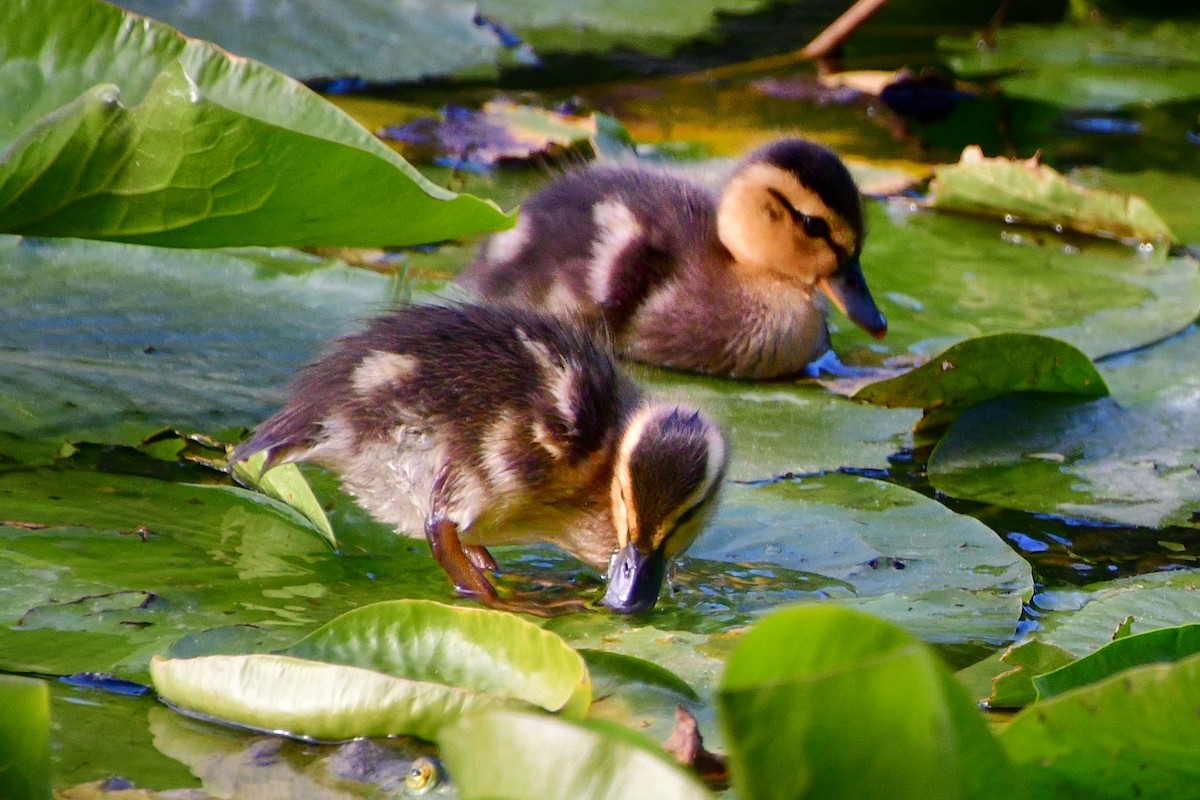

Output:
xmin=152 ymin=601 xmax=589 ymax=742
xmin=692 ymin=475 xmax=1033 ymax=645
xmin=1000 ymin=652 xmax=1200 ymax=800
xmin=829 ymin=203 xmax=1200 ymax=365
xmin=854 ymin=333 xmax=1109 ymax=417
xmin=151 ymin=652 xmax=517 ymax=742
xmin=0 ymin=0 xmax=510 ymax=247
xmin=0 ymin=235 xmax=394 ymax=460
xmin=0 ymin=467 xmax=451 ymax=680
xmin=1034 ymin=623 xmax=1200 ymax=699
xmin=929 ymin=325 xmax=1200 ymax=528
xmin=283 ymin=600 xmax=591 ymax=718
xmin=719 ymin=606 xmax=1015 ymax=800
xmin=0 ymin=675 xmax=51 ymax=800
xmin=439 ymin=709 xmax=714 ymax=800
xmin=941 ymin=21 xmax=1200 ymax=110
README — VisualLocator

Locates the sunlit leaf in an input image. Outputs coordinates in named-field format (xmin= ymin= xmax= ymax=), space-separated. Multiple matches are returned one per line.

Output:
xmin=719 ymin=606 xmax=1015 ymax=800
xmin=440 ymin=709 xmax=714 ymax=800
xmin=283 ymin=600 xmax=591 ymax=718
xmin=231 ymin=452 xmax=338 ymax=551
xmin=853 ymin=334 xmax=1108 ymax=425
xmin=941 ymin=21 xmax=1200 ymax=111
xmin=0 ymin=675 xmax=51 ymax=800
xmin=1 ymin=0 xmax=511 ymax=247
xmin=927 ymin=146 xmax=1174 ymax=243
xmin=152 ymin=653 xmax=515 ymax=742
xmin=1001 ymin=653 xmax=1200 ymax=800
xmin=1035 ymin=623 xmax=1200 ymax=699
xmin=929 ymin=326 xmax=1200 ymax=529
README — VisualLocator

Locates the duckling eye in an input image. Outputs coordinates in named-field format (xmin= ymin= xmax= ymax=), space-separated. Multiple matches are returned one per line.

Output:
xmin=801 ymin=214 xmax=830 ymax=239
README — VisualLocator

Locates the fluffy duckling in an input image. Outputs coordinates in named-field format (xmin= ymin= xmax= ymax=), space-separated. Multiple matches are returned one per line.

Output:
xmin=233 ymin=304 xmax=728 ymax=616
xmin=458 ymin=138 xmax=887 ymax=380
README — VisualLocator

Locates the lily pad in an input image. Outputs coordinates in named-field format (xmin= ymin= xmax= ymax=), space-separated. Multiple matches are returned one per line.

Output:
xmin=1034 ymin=623 xmax=1200 ymax=699
xmin=1000 ymin=652 xmax=1200 ymax=800
xmin=854 ymin=333 xmax=1109 ymax=420
xmin=929 ymin=325 xmax=1200 ymax=529
xmin=0 ymin=235 xmax=394 ymax=461
xmin=719 ymin=606 xmax=1014 ymax=800
xmin=152 ymin=600 xmax=588 ymax=742
xmin=0 ymin=467 xmax=451 ymax=680
xmin=927 ymin=146 xmax=1174 ymax=243
xmin=690 ymin=474 xmax=1033 ymax=645
xmin=941 ymin=21 xmax=1200 ymax=111
xmin=829 ymin=202 xmax=1200 ymax=365
xmin=1 ymin=0 xmax=510 ymax=247
xmin=283 ymin=600 xmax=591 ymax=718
xmin=439 ymin=709 xmax=714 ymax=800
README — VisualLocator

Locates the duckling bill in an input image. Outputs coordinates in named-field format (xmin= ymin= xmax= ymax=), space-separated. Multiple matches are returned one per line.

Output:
xmin=459 ymin=137 xmax=887 ymax=380
xmin=233 ymin=304 xmax=728 ymax=616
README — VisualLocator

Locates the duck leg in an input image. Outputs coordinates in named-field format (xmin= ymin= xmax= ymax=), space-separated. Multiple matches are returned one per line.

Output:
xmin=463 ymin=545 xmax=498 ymax=571
xmin=423 ymin=516 xmax=591 ymax=617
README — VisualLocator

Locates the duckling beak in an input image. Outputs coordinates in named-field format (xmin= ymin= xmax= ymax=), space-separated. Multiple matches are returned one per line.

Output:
xmin=819 ymin=258 xmax=887 ymax=339
xmin=603 ymin=544 xmax=667 ymax=614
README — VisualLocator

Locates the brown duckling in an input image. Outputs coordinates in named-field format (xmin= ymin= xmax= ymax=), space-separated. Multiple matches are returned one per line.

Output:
xmin=458 ymin=138 xmax=887 ymax=380
xmin=233 ymin=304 xmax=728 ymax=615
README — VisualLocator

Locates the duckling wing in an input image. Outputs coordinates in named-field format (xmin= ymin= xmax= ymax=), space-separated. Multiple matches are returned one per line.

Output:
xmin=460 ymin=167 xmax=718 ymax=334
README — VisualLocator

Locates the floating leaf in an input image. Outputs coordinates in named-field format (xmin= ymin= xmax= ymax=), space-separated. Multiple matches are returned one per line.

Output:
xmin=0 ymin=675 xmax=51 ymax=800
xmin=1 ymin=0 xmax=511 ymax=247
xmin=927 ymin=146 xmax=1174 ymax=243
xmin=283 ymin=600 xmax=591 ymax=718
xmin=153 ymin=601 xmax=589 ymax=742
xmin=930 ymin=326 xmax=1200 ymax=529
xmin=719 ymin=606 xmax=1015 ymax=800
xmin=1035 ymin=623 xmax=1200 ymax=699
xmin=1001 ymin=653 xmax=1200 ymax=800
xmin=941 ymin=21 xmax=1200 ymax=111
xmin=439 ymin=709 xmax=714 ymax=800
xmin=854 ymin=333 xmax=1109 ymax=434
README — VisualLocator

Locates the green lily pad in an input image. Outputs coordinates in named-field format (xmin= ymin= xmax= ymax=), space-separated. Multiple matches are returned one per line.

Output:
xmin=0 ymin=675 xmax=51 ymax=800
xmin=941 ymin=21 xmax=1200 ymax=111
xmin=719 ymin=606 xmax=1015 ymax=800
xmin=283 ymin=600 xmax=591 ymax=718
xmin=152 ymin=600 xmax=588 ymax=742
xmin=854 ymin=333 xmax=1108 ymax=420
xmin=637 ymin=367 xmax=918 ymax=482
xmin=0 ymin=235 xmax=394 ymax=461
xmin=690 ymin=474 xmax=1033 ymax=645
xmin=929 ymin=325 xmax=1200 ymax=529
xmin=0 ymin=467 xmax=451 ymax=680
xmin=1000 ymin=652 xmax=1200 ymax=800
xmin=927 ymin=147 xmax=1174 ymax=243
xmin=1 ymin=0 xmax=510 ymax=247
xmin=439 ymin=709 xmax=714 ymax=800
xmin=1035 ymin=623 xmax=1200 ymax=699
xmin=829 ymin=202 xmax=1200 ymax=365
xmin=1072 ymin=168 xmax=1200 ymax=247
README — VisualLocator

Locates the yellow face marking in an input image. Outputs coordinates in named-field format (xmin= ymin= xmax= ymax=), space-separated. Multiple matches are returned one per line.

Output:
xmin=718 ymin=162 xmax=858 ymax=282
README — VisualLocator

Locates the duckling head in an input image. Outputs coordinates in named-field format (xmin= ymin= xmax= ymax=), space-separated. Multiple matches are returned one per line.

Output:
xmin=604 ymin=405 xmax=728 ymax=614
xmin=716 ymin=138 xmax=888 ymax=339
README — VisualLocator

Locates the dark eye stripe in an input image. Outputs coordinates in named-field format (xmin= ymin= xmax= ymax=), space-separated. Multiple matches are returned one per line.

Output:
xmin=766 ymin=188 xmax=847 ymax=264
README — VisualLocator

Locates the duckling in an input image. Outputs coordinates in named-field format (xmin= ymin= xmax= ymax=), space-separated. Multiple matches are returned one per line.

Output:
xmin=232 ymin=304 xmax=727 ymax=616
xmin=458 ymin=138 xmax=887 ymax=380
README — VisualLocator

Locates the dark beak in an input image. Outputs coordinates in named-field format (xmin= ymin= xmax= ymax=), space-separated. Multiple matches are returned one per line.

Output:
xmin=603 ymin=544 xmax=667 ymax=614
xmin=819 ymin=257 xmax=887 ymax=339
